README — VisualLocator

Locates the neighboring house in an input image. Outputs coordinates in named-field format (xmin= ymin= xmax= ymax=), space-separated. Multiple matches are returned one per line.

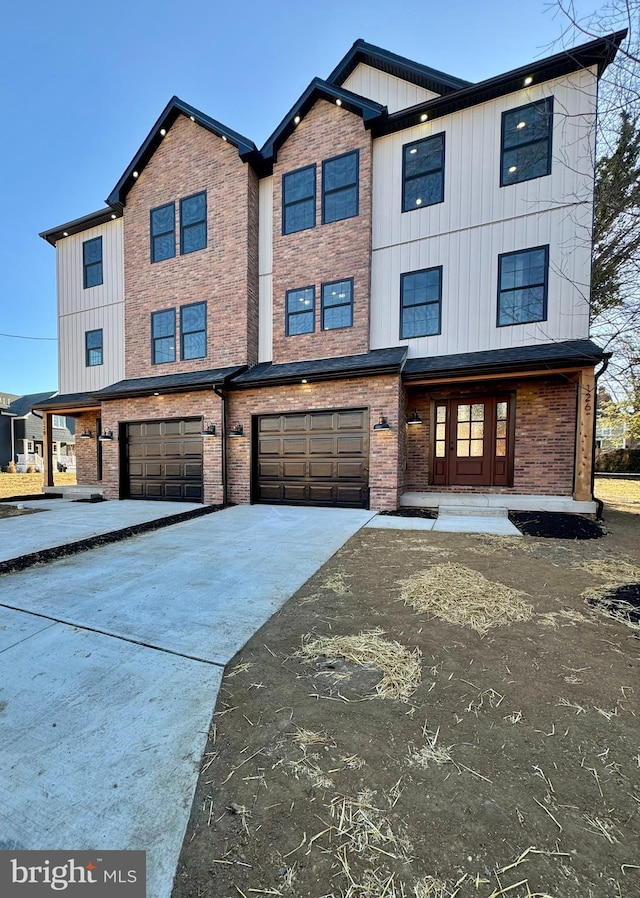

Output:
xmin=35 ymin=33 xmax=625 ymax=512
xmin=0 ymin=393 xmax=75 ymax=472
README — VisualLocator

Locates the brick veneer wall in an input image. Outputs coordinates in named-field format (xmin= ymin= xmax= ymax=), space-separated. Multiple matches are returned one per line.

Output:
xmin=227 ymin=375 xmax=402 ymax=509
xmin=99 ymin=391 xmax=224 ymax=504
xmin=123 ymin=114 xmax=258 ymax=378
xmin=271 ymin=100 xmax=373 ymax=364
xmin=74 ymin=411 xmax=100 ymax=484
xmin=404 ymin=378 xmax=579 ymax=495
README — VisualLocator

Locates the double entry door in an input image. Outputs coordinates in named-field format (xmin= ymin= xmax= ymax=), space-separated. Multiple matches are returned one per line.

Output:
xmin=432 ymin=396 xmax=512 ymax=487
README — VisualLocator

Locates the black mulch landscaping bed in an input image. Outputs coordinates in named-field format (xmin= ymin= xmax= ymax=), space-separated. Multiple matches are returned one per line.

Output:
xmin=0 ymin=493 xmax=63 ymax=502
xmin=379 ymin=507 xmax=438 ymax=519
xmin=0 ymin=503 xmax=227 ymax=576
xmin=509 ymin=511 xmax=604 ymax=540
xmin=588 ymin=583 xmax=640 ymax=628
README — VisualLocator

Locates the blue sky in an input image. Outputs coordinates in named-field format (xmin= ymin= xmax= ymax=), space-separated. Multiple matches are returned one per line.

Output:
xmin=0 ymin=0 xmax=604 ymax=395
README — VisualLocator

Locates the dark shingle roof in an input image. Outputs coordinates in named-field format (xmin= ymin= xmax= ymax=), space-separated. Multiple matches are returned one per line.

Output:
xmin=402 ymin=340 xmax=608 ymax=381
xmin=5 ymin=392 xmax=56 ymax=416
xmin=231 ymin=348 xmax=407 ymax=388
xmin=92 ymin=366 xmax=245 ymax=399
xmin=32 ymin=392 xmax=99 ymax=411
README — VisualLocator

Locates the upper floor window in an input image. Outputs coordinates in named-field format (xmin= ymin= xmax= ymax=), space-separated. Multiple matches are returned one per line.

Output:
xmin=52 ymin=415 xmax=66 ymax=429
xmin=150 ymin=203 xmax=176 ymax=262
xmin=282 ymin=165 xmax=316 ymax=235
xmin=322 ymin=151 xmax=359 ymax=224
xmin=83 ymin=237 xmax=103 ymax=289
xmin=180 ymin=302 xmax=207 ymax=360
xmin=501 ymin=98 xmax=553 ymax=186
xmin=497 ymin=246 xmax=548 ymax=326
xmin=322 ymin=279 xmax=353 ymax=330
xmin=85 ymin=329 xmax=103 ymax=367
xmin=286 ymin=286 xmax=315 ymax=335
xmin=151 ymin=309 xmax=176 ymax=363
xmin=400 ymin=267 xmax=442 ymax=338
xmin=180 ymin=192 xmax=207 ymax=254
xmin=402 ymin=134 xmax=445 ymax=212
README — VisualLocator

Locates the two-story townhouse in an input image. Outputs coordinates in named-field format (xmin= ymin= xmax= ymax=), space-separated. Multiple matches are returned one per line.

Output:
xmin=35 ymin=32 xmax=625 ymax=514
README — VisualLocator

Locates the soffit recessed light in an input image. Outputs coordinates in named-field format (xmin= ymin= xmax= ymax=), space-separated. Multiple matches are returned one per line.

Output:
xmin=133 ymin=171 xmax=139 ymax=178
xmin=294 ymin=115 xmax=301 ymax=125
xmin=420 ymin=113 xmax=428 ymax=122
xmin=190 ymin=115 xmax=195 ymax=122
xmin=110 ymin=214 xmax=117 ymax=219
xmin=222 ymin=135 xmax=227 ymax=141
xmin=524 ymin=76 xmax=533 ymax=86
xmin=160 ymin=128 xmax=166 ymax=136
xmin=301 ymin=378 xmax=308 ymax=384
xmin=335 ymin=98 xmax=342 ymax=106
xmin=62 ymin=231 xmax=68 ymax=237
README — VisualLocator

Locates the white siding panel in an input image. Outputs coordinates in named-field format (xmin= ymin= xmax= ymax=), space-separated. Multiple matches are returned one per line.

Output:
xmin=342 ymin=64 xmax=439 ymax=112
xmin=258 ymin=275 xmax=273 ymax=363
xmin=370 ymin=207 xmax=592 ymax=358
xmin=59 ymin=303 xmax=125 ymax=394
xmin=258 ymin=177 xmax=273 ymax=276
xmin=57 ymin=218 xmax=123 ymax=315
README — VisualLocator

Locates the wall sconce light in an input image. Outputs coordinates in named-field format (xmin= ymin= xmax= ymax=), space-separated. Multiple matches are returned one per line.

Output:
xmin=79 ymin=429 xmax=93 ymax=439
xmin=201 ymin=422 xmax=217 ymax=436
xmin=407 ymin=409 xmax=423 ymax=425
xmin=373 ymin=416 xmax=391 ymax=431
xmin=98 ymin=429 xmax=114 ymax=442
xmin=229 ymin=423 xmax=244 ymax=437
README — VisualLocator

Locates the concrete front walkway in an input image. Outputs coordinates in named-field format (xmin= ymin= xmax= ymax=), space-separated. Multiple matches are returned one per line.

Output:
xmin=0 ymin=498 xmax=203 ymax=563
xmin=0 ymin=504 xmax=375 ymax=897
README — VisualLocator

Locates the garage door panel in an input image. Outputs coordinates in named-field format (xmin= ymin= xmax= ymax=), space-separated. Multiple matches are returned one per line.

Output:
xmin=256 ymin=409 xmax=368 ymax=508
xmin=125 ymin=418 xmax=203 ymax=502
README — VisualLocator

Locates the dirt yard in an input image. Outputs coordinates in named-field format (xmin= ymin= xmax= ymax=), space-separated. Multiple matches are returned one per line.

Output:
xmin=0 ymin=472 xmax=76 ymax=500
xmin=172 ymin=483 xmax=640 ymax=898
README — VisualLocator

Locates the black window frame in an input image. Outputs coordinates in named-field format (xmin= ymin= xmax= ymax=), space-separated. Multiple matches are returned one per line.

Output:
xmin=85 ymin=328 xmax=103 ymax=367
xmin=150 ymin=202 xmax=176 ymax=263
xmin=180 ymin=191 xmax=207 ymax=255
xmin=83 ymin=237 xmax=103 ymax=289
xmin=500 ymin=97 xmax=554 ymax=187
xmin=151 ymin=308 xmax=176 ymax=364
xmin=282 ymin=165 xmax=316 ymax=235
xmin=322 ymin=150 xmax=359 ymax=224
xmin=180 ymin=301 xmax=207 ymax=360
xmin=321 ymin=278 xmax=354 ymax=331
xmin=285 ymin=286 xmax=316 ymax=336
xmin=402 ymin=133 xmax=445 ymax=213
xmin=496 ymin=245 xmax=549 ymax=327
xmin=400 ymin=266 xmax=443 ymax=339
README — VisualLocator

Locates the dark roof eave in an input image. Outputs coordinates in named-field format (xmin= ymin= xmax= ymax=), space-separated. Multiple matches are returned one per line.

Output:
xmin=40 ymin=207 xmax=123 ymax=246
xmin=31 ymin=394 xmax=98 ymax=412
xmin=107 ymin=97 xmax=258 ymax=207
xmin=378 ymin=30 xmax=627 ymax=137
xmin=231 ymin=363 xmax=403 ymax=390
xmin=91 ymin=366 xmax=246 ymax=400
xmin=230 ymin=349 xmax=407 ymax=389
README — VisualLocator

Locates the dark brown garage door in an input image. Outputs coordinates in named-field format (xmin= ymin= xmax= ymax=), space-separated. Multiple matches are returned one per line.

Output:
xmin=125 ymin=419 xmax=203 ymax=501
xmin=255 ymin=409 xmax=369 ymax=508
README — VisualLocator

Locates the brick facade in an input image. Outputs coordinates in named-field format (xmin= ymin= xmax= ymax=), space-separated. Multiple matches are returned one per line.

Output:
xmin=123 ymin=115 xmax=258 ymax=379
xmin=271 ymin=100 xmax=373 ymax=364
xmin=99 ymin=391 xmax=224 ymax=504
xmin=74 ymin=411 xmax=100 ymax=484
xmin=404 ymin=378 xmax=578 ymax=496
xmin=226 ymin=375 xmax=402 ymax=509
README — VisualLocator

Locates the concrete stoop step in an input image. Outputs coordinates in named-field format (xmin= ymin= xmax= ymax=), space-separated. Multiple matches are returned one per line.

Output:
xmin=438 ymin=505 xmax=509 ymax=518
xmin=44 ymin=485 xmax=105 ymax=500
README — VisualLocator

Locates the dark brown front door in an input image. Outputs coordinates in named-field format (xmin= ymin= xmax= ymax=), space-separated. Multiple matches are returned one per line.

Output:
xmin=255 ymin=409 xmax=369 ymax=508
xmin=432 ymin=397 xmax=511 ymax=487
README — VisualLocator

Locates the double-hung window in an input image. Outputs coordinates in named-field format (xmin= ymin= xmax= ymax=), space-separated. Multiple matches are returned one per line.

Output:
xmin=402 ymin=134 xmax=445 ymax=212
xmin=497 ymin=246 xmax=548 ymax=326
xmin=52 ymin=415 xmax=66 ymax=429
xmin=322 ymin=151 xmax=359 ymax=224
xmin=400 ymin=267 xmax=442 ymax=338
xmin=180 ymin=302 xmax=207 ymax=360
xmin=150 ymin=203 xmax=176 ymax=262
xmin=286 ymin=286 xmax=315 ymax=335
xmin=180 ymin=192 xmax=207 ymax=254
xmin=282 ymin=166 xmax=316 ymax=235
xmin=83 ymin=237 xmax=103 ymax=288
xmin=85 ymin=329 xmax=103 ymax=367
xmin=322 ymin=279 xmax=353 ymax=330
xmin=501 ymin=98 xmax=553 ymax=186
xmin=151 ymin=309 xmax=176 ymax=363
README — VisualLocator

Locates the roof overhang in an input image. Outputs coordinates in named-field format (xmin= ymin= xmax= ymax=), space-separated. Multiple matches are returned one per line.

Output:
xmin=231 ymin=348 xmax=407 ymax=389
xmin=91 ymin=366 xmax=246 ymax=400
xmin=31 ymin=393 xmax=101 ymax=414
xmin=402 ymin=340 xmax=609 ymax=385
xmin=40 ymin=207 xmax=123 ymax=246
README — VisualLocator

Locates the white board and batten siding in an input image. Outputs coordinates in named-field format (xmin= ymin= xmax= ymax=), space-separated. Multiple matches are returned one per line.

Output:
xmin=369 ymin=68 xmax=598 ymax=358
xmin=342 ymin=64 xmax=440 ymax=112
xmin=56 ymin=218 xmax=125 ymax=393
xmin=258 ymin=177 xmax=273 ymax=363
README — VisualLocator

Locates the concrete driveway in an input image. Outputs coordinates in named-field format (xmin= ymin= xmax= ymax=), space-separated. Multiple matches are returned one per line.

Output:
xmin=0 ymin=504 xmax=374 ymax=897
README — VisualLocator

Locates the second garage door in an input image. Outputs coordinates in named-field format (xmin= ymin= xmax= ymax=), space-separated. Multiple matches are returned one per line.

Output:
xmin=125 ymin=419 xmax=203 ymax=501
xmin=255 ymin=409 xmax=369 ymax=508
